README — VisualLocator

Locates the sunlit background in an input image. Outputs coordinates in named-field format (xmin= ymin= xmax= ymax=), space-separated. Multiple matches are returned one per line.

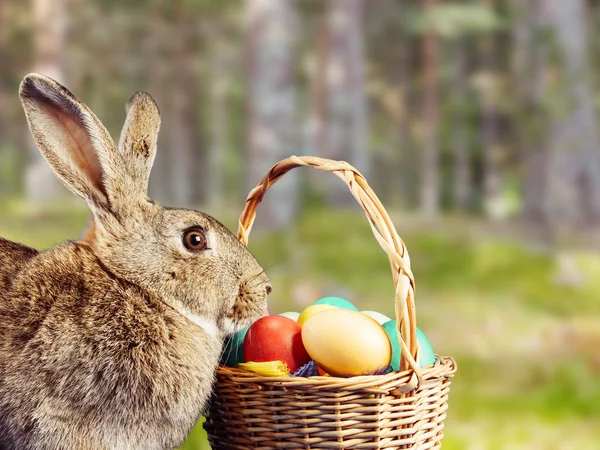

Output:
xmin=1 ymin=0 xmax=600 ymax=449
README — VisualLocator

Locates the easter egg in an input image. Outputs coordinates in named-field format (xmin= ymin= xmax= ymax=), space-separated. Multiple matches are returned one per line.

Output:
xmin=279 ymin=311 xmax=300 ymax=321
xmin=314 ymin=296 xmax=358 ymax=311
xmin=382 ymin=321 xmax=401 ymax=371
xmin=291 ymin=360 xmax=319 ymax=377
xmin=416 ymin=328 xmax=436 ymax=367
xmin=302 ymin=309 xmax=391 ymax=377
xmin=361 ymin=310 xmax=392 ymax=325
xmin=297 ymin=304 xmax=336 ymax=327
xmin=221 ymin=327 xmax=249 ymax=367
xmin=382 ymin=320 xmax=436 ymax=370
xmin=243 ymin=315 xmax=311 ymax=373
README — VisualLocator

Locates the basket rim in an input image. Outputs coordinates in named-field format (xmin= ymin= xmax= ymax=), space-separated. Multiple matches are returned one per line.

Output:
xmin=215 ymin=356 xmax=456 ymax=395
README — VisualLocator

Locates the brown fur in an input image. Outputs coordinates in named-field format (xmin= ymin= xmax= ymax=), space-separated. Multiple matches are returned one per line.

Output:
xmin=0 ymin=74 xmax=270 ymax=450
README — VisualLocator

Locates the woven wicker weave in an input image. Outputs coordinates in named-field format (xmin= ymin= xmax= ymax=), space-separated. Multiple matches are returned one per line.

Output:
xmin=204 ymin=156 xmax=457 ymax=449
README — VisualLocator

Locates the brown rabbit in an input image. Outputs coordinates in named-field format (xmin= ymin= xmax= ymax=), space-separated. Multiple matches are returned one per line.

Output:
xmin=0 ymin=74 xmax=271 ymax=450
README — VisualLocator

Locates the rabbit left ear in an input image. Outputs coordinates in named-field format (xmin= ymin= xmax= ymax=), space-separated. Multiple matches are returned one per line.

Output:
xmin=118 ymin=91 xmax=160 ymax=197
xmin=19 ymin=73 xmax=115 ymax=212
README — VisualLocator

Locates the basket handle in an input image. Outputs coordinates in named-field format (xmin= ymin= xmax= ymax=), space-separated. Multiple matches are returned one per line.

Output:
xmin=237 ymin=155 xmax=421 ymax=378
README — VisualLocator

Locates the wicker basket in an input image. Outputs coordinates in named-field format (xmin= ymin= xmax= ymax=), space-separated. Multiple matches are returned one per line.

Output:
xmin=204 ymin=156 xmax=457 ymax=449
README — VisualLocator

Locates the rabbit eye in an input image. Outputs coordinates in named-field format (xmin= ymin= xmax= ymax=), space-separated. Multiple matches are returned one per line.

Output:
xmin=183 ymin=228 xmax=208 ymax=252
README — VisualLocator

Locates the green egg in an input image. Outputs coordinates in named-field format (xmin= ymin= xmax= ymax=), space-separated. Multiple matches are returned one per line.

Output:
xmin=314 ymin=296 xmax=358 ymax=311
xmin=382 ymin=320 xmax=436 ymax=371
xmin=221 ymin=327 xmax=249 ymax=367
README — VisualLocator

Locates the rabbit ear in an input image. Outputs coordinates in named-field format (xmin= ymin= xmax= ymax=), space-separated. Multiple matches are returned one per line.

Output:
xmin=117 ymin=91 xmax=160 ymax=197
xmin=19 ymin=73 xmax=117 ymax=211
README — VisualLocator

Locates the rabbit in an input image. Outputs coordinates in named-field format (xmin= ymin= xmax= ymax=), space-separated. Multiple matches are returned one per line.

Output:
xmin=0 ymin=73 xmax=271 ymax=450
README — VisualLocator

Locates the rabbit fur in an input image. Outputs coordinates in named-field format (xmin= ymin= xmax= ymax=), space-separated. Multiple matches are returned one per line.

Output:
xmin=0 ymin=74 xmax=271 ymax=450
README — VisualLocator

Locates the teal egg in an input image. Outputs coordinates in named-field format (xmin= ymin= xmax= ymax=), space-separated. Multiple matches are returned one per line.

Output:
xmin=314 ymin=296 xmax=358 ymax=311
xmin=416 ymin=328 xmax=436 ymax=367
xmin=221 ymin=327 xmax=249 ymax=367
xmin=382 ymin=320 xmax=436 ymax=370
xmin=382 ymin=320 xmax=401 ymax=371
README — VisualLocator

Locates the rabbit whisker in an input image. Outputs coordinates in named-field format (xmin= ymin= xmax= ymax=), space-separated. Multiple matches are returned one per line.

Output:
xmin=245 ymin=268 xmax=266 ymax=287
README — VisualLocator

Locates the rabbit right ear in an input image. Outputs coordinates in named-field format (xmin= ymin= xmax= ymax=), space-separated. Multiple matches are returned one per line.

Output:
xmin=19 ymin=73 xmax=116 ymax=211
xmin=117 ymin=91 xmax=160 ymax=197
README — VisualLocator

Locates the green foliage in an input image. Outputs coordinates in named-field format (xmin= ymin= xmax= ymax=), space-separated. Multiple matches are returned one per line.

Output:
xmin=250 ymin=208 xmax=600 ymax=316
xmin=0 ymin=144 xmax=24 ymax=194
xmin=2 ymin=0 xmax=600 ymax=445
xmin=1 ymin=205 xmax=599 ymax=448
xmin=0 ymin=199 xmax=89 ymax=249
xmin=453 ymin=356 xmax=600 ymax=420
xmin=405 ymin=4 xmax=505 ymax=38
xmin=178 ymin=417 xmax=210 ymax=450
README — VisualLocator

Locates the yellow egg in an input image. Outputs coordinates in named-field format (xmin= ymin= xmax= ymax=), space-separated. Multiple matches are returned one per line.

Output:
xmin=302 ymin=309 xmax=392 ymax=377
xmin=297 ymin=304 xmax=336 ymax=327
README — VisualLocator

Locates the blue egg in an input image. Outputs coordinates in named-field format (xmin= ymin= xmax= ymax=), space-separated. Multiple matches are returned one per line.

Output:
xmin=314 ymin=296 xmax=358 ymax=311
xmin=221 ymin=327 xmax=249 ymax=367
xmin=382 ymin=320 xmax=436 ymax=370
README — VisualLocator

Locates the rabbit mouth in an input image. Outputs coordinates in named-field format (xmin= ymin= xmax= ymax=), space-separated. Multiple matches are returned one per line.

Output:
xmin=223 ymin=294 xmax=268 ymax=332
xmin=219 ymin=317 xmax=249 ymax=338
xmin=220 ymin=272 xmax=271 ymax=336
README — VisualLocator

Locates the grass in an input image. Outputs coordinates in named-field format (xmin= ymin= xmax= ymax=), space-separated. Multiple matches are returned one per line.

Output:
xmin=2 ymin=200 xmax=599 ymax=449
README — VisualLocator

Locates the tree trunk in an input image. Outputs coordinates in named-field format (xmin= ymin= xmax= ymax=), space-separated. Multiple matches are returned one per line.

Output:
xmin=0 ymin=0 xmax=7 ymax=194
xmin=207 ymin=37 xmax=230 ymax=210
xmin=393 ymin=28 xmax=414 ymax=207
xmin=451 ymin=40 xmax=469 ymax=211
xmin=346 ymin=0 xmax=369 ymax=179
xmin=145 ymin=5 xmax=171 ymax=203
xmin=314 ymin=0 xmax=368 ymax=206
xmin=420 ymin=0 xmax=439 ymax=215
xmin=169 ymin=5 xmax=201 ymax=207
xmin=26 ymin=0 xmax=66 ymax=202
xmin=0 ymin=0 xmax=5 ymax=146
xmin=515 ymin=0 xmax=550 ymax=227
xmin=547 ymin=0 xmax=600 ymax=233
xmin=245 ymin=0 xmax=298 ymax=229
xmin=313 ymin=15 xmax=329 ymax=181
xmin=479 ymin=0 xmax=501 ymax=216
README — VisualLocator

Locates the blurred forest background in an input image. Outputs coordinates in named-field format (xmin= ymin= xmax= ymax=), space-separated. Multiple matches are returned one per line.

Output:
xmin=1 ymin=0 xmax=600 ymax=449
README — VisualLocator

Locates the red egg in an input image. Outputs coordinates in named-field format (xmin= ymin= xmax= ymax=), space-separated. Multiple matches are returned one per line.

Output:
xmin=243 ymin=315 xmax=310 ymax=373
xmin=317 ymin=366 xmax=329 ymax=376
